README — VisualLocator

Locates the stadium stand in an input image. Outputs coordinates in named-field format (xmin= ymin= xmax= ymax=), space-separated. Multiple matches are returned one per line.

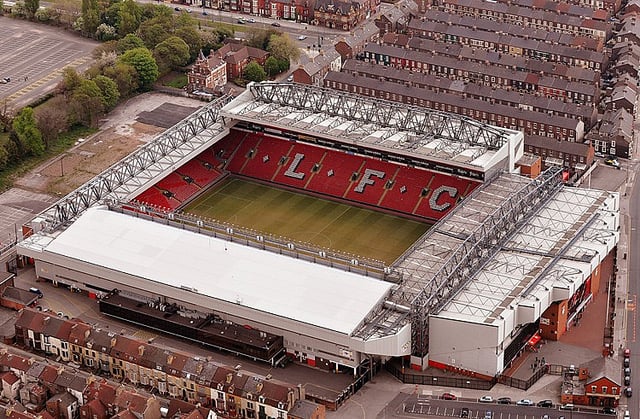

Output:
xmin=344 ymin=159 xmax=401 ymax=206
xmin=379 ymin=166 xmax=433 ymax=215
xmin=305 ymin=148 xmax=366 ymax=198
xmin=226 ymin=133 xmax=263 ymax=174
xmin=271 ymin=141 xmax=329 ymax=189
xmin=134 ymin=187 xmax=181 ymax=210
xmin=413 ymin=172 xmax=479 ymax=219
xmin=156 ymin=172 xmax=201 ymax=202
xmin=177 ymin=159 xmax=223 ymax=188
xmin=240 ymin=133 xmax=296 ymax=180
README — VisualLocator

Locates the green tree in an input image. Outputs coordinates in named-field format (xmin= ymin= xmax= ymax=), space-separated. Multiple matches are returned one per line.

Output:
xmin=117 ymin=0 xmax=141 ymax=37
xmin=174 ymin=25 xmax=202 ymax=61
xmin=154 ymin=36 xmax=189 ymax=74
xmin=103 ymin=62 xmax=139 ymax=97
xmin=243 ymin=61 xmax=266 ymax=82
xmin=93 ymin=75 xmax=120 ymax=110
xmin=12 ymin=107 xmax=44 ymax=156
xmin=69 ymin=79 xmax=104 ymax=127
xmin=264 ymin=56 xmax=280 ymax=78
xmin=268 ymin=34 xmax=299 ymax=62
xmin=81 ymin=0 xmax=100 ymax=36
xmin=0 ymin=144 xmax=8 ymax=171
xmin=137 ymin=20 xmax=170 ymax=49
xmin=58 ymin=67 xmax=83 ymax=97
xmin=118 ymin=47 xmax=158 ymax=91
xmin=117 ymin=33 xmax=145 ymax=53
xmin=23 ymin=0 xmax=39 ymax=18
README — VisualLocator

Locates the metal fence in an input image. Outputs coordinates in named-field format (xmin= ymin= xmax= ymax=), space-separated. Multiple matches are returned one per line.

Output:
xmin=385 ymin=363 xmax=496 ymax=390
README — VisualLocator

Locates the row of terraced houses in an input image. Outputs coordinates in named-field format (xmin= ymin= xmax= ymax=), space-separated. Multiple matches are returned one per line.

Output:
xmin=13 ymin=308 xmax=324 ymax=419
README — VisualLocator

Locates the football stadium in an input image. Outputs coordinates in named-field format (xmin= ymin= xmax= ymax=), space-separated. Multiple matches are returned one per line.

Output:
xmin=17 ymin=83 xmax=619 ymax=380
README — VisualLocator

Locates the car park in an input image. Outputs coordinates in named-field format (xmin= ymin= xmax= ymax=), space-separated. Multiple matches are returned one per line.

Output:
xmin=479 ymin=395 xmax=493 ymax=403
xmin=496 ymin=397 xmax=511 ymax=404
xmin=441 ymin=392 xmax=457 ymax=400
xmin=516 ymin=399 xmax=534 ymax=406
xmin=536 ymin=399 xmax=553 ymax=407
xmin=560 ymin=403 xmax=575 ymax=410
xmin=625 ymin=387 xmax=632 ymax=397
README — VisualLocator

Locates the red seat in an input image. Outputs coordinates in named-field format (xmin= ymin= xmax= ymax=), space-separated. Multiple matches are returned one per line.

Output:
xmin=379 ymin=166 xmax=432 ymax=215
xmin=178 ymin=159 xmax=222 ymax=188
xmin=240 ymin=135 xmax=295 ymax=180
xmin=156 ymin=172 xmax=201 ymax=202
xmin=226 ymin=134 xmax=262 ymax=174
xmin=413 ymin=173 xmax=480 ymax=219
xmin=343 ymin=159 xmax=400 ymax=206
xmin=305 ymin=149 xmax=365 ymax=198
xmin=271 ymin=142 xmax=329 ymax=189
xmin=134 ymin=187 xmax=181 ymax=210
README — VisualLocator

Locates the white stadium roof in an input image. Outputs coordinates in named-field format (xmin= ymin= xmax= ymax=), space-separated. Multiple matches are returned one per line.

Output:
xmin=32 ymin=206 xmax=393 ymax=335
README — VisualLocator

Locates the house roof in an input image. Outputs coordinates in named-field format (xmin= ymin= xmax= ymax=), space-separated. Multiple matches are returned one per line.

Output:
xmin=1 ymin=372 xmax=20 ymax=386
xmin=46 ymin=391 xmax=77 ymax=406
xmin=525 ymin=135 xmax=592 ymax=156
xmin=1 ymin=288 xmax=38 ymax=305
xmin=584 ymin=357 xmax=621 ymax=387
xmin=288 ymin=399 xmax=321 ymax=419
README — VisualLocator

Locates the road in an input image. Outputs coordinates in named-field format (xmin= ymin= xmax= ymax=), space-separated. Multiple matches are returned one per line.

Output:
xmin=625 ymin=156 xmax=639 ymax=419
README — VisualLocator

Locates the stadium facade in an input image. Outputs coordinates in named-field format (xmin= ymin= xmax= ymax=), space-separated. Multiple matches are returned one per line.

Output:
xmin=17 ymin=83 xmax=618 ymax=378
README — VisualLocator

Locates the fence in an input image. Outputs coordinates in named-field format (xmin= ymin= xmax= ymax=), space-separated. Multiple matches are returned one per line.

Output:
xmin=386 ymin=361 xmax=552 ymax=391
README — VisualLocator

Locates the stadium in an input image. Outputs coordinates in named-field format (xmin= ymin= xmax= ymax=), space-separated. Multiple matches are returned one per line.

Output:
xmin=17 ymin=83 xmax=619 ymax=380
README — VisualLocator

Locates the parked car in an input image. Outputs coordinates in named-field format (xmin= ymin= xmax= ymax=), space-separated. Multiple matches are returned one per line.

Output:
xmin=624 ymin=410 xmax=630 ymax=419
xmin=602 ymin=407 xmax=616 ymax=414
xmin=297 ymin=35 xmax=307 ymax=40
xmin=29 ymin=287 xmax=43 ymax=298
xmin=537 ymin=400 xmax=553 ymax=407
xmin=271 ymin=22 xmax=281 ymax=26
xmin=516 ymin=399 xmax=534 ymax=406
xmin=560 ymin=403 xmax=575 ymax=410
xmin=625 ymin=367 xmax=632 ymax=376
xmin=0 ymin=77 xmax=11 ymax=84
xmin=624 ymin=357 xmax=630 ymax=367
xmin=625 ymin=387 xmax=632 ymax=397
xmin=478 ymin=396 xmax=493 ymax=403
xmin=604 ymin=156 xmax=621 ymax=169
xmin=460 ymin=407 xmax=469 ymax=418
xmin=174 ymin=7 xmax=181 ymax=11
xmin=441 ymin=393 xmax=457 ymax=400
xmin=237 ymin=18 xmax=245 ymax=24
xmin=625 ymin=375 xmax=631 ymax=386
xmin=496 ymin=397 xmax=511 ymax=404
xmin=484 ymin=411 xmax=493 ymax=419
xmin=624 ymin=348 xmax=631 ymax=357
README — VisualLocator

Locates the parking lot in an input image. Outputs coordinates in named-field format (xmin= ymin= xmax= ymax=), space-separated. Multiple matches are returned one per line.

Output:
xmin=0 ymin=17 xmax=97 ymax=109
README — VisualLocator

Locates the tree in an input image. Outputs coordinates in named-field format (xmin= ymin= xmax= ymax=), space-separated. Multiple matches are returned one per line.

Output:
xmin=137 ymin=21 xmax=170 ymax=49
xmin=103 ymin=62 xmax=139 ymax=97
xmin=174 ymin=25 xmax=203 ymax=61
xmin=117 ymin=0 xmax=141 ymax=37
xmin=118 ymin=47 xmax=158 ymax=91
xmin=243 ymin=61 xmax=266 ymax=82
xmin=81 ymin=0 xmax=100 ymax=36
xmin=55 ymin=0 xmax=82 ymax=28
xmin=69 ymin=79 xmax=104 ymax=127
xmin=95 ymin=23 xmax=117 ymax=41
xmin=23 ymin=0 xmax=39 ymax=18
xmin=154 ymin=36 xmax=189 ymax=74
xmin=12 ymin=107 xmax=44 ymax=156
xmin=268 ymin=34 xmax=299 ymax=62
xmin=264 ymin=56 xmax=280 ymax=78
xmin=93 ymin=75 xmax=120 ymax=110
xmin=117 ymin=34 xmax=145 ymax=53
xmin=35 ymin=96 xmax=70 ymax=148
xmin=58 ymin=67 xmax=83 ymax=97
xmin=0 ymin=144 xmax=8 ymax=171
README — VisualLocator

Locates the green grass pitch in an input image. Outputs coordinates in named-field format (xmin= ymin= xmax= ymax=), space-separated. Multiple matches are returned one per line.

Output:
xmin=183 ymin=177 xmax=431 ymax=264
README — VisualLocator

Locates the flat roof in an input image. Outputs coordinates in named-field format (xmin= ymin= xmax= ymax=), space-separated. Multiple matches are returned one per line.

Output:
xmin=41 ymin=207 xmax=392 ymax=335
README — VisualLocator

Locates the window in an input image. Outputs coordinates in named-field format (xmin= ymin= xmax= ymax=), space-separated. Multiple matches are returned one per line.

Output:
xmin=602 ymin=386 xmax=608 ymax=394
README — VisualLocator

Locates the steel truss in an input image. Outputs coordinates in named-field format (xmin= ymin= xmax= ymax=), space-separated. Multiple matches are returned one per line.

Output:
xmin=246 ymin=82 xmax=510 ymax=151
xmin=367 ymin=167 xmax=565 ymax=355
xmin=30 ymin=96 xmax=232 ymax=232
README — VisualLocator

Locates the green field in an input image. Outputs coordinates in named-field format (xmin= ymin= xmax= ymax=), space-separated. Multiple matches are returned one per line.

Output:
xmin=183 ymin=177 xmax=431 ymax=264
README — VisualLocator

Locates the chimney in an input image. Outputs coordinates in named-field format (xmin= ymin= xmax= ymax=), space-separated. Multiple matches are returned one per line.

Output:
xmin=167 ymin=355 xmax=174 ymax=365
xmin=85 ymin=329 xmax=91 ymax=339
xmin=110 ymin=337 xmax=117 ymax=348
xmin=138 ymin=345 xmax=145 ymax=357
